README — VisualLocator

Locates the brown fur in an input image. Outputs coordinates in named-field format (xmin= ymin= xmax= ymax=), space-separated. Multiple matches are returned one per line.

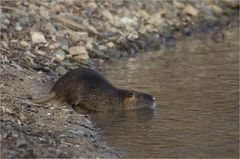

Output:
xmin=33 ymin=67 xmax=155 ymax=112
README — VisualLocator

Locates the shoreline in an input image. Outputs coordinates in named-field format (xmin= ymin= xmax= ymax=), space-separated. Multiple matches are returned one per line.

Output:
xmin=0 ymin=0 xmax=239 ymax=158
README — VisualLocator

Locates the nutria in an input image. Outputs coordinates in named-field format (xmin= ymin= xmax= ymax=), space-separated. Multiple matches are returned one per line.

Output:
xmin=33 ymin=67 xmax=156 ymax=113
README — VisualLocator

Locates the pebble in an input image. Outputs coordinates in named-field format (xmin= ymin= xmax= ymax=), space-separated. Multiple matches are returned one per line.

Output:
xmin=222 ymin=0 xmax=239 ymax=8
xmin=174 ymin=1 xmax=185 ymax=10
xmin=68 ymin=129 xmax=85 ymax=136
xmin=120 ymin=17 xmax=138 ymax=27
xmin=37 ymin=50 xmax=46 ymax=55
xmin=67 ymin=31 xmax=89 ymax=42
xmin=211 ymin=5 xmax=223 ymax=15
xmin=20 ymin=40 xmax=29 ymax=47
xmin=39 ymin=6 xmax=50 ymax=20
xmin=56 ymin=35 xmax=69 ymax=50
xmin=31 ymin=32 xmax=48 ymax=44
xmin=149 ymin=13 xmax=164 ymax=27
xmin=128 ymin=32 xmax=139 ymax=41
xmin=106 ymin=42 xmax=114 ymax=48
xmin=45 ymin=22 xmax=57 ymax=32
xmin=98 ymin=45 xmax=107 ymax=51
xmin=69 ymin=46 xmax=89 ymax=60
xmin=183 ymin=4 xmax=199 ymax=17
xmin=54 ymin=50 xmax=66 ymax=62
xmin=102 ymin=10 xmax=114 ymax=23
xmin=15 ymin=24 xmax=22 ymax=31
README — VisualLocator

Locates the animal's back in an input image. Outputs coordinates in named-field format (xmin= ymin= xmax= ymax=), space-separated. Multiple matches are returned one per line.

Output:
xmin=32 ymin=67 xmax=156 ymax=113
xmin=51 ymin=67 xmax=115 ymax=105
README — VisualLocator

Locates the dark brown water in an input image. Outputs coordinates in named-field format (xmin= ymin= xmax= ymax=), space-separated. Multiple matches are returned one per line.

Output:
xmin=96 ymin=27 xmax=239 ymax=158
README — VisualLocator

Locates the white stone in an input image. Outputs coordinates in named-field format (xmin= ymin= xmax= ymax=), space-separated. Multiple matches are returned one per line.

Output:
xmin=15 ymin=24 xmax=22 ymax=31
xmin=87 ymin=2 xmax=97 ymax=9
xmin=120 ymin=17 xmax=138 ymax=27
xmin=86 ymin=41 xmax=93 ymax=49
xmin=31 ymin=32 xmax=47 ymax=43
xmin=211 ymin=5 xmax=223 ymax=15
xmin=149 ymin=13 xmax=164 ymax=27
xmin=37 ymin=50 xmax=46 ymax=55
xmin=174 ymin=1 xmax=185 ymax=10
xmin=128 ymin=32 xmax=139 ymax=41
xmin=54 ymin=50 xmax=66 ymax=61
xmin=102 ymin=10 xmax=114 ymax=23
xmin=20 ymin=40 xmax=28 ymax=47
xmin=106 ymin=42 xmax=114 ymax=48
xmin=183 ymin=4 xmax=199 ymax=17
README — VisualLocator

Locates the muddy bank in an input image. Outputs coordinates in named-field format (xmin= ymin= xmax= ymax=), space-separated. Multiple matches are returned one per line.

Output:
xmin=0 ymin=0 xmax=239 ymax=158
xmin=0 ymin=63 xmax=120 ymax=158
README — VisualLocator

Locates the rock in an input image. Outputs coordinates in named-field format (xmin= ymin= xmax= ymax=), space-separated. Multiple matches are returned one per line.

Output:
xmin=128 ymin=32 xmax=139 ymax=41
xmin=69 ymin=46 xmax=89 ymax=60
xmin=10 ymin=61 xmax=24 ymax=71
xmin=183 ymin=4 xmax=199 ymax=17
xmin=174 ymin=1 xmax=185 ymax=10
xmin=49 ymin=43 xmax=61 ymax=50
xmin=54 ymin=50 xmax=66 ymax=62
xmin=18 ymin=17 xmax=29 ymax=27
xmin=16 ymin=138 xmax=28 ymax=148
xmin=37 ymin=50 xmax=46 ymax=55
xmin=87 ymin=2 xmax=98 ymax=9
xmin=125 ymin=25 xmax=135 ymax=32
xmin=67 ymin=31 xmax=89 ymax=42
xmin=106 ymin=42 xmax=114 ymax=48
xmin=136 ymin=10 xmax=150 ymax=20
xmin=20 ymin=40 xmax=29 ymax=47
xmin=211 ymin=5 xmax=223 ymax=15
xmin=62 ymin=0 xmax=74 ymax=5
xmin=139 ymin=25 xmax=147 ymax=34
xmin=149 ymin=13 xmax=164 ymax=27
xmin=56 ymin=35 xmax=69 ymax=50
xmin=39 ymin=6 xmax=50 ymax=20
xmin=98 ymin=45 xmax=107 ymax=51
xmin=87 ymin=25 xmax=98 ymax=34
xmin=119 ymin=17 xmax=138 ymax=27
xmin=45 ymin=22 xmax=57 ymax=32
xmin=15 ymin=23 xmax=22 ymax=31
xmin=88 ymin=48 xmax=109 ymax=59
xmin=68 ymin=129 xmax=85 ymax=136
xmin=31 ymin=32 xmax=48 ymax=44
xmin=145 ymin=24 xmax=157 ymax=33
xmin=55 ymin=66 xmax=68 ymax=75
xmin=86 ymin=41 xmax=93 ymax=50
xmin=222 ymin=0 xmax=239 ymax=8
xmin=102 ymin=10 xmax=114 ymax=23
xmin=1 ymin=41 xmax=8 ymax=48
xmin=54 ymin=4 xmax=66 ymax=13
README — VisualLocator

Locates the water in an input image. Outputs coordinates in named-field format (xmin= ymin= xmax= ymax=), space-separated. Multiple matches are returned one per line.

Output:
xmin=95 ymin=27 xmax=239 ymax=158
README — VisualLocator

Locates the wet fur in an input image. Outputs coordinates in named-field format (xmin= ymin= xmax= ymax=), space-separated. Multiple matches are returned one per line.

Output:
xmin=33 ymin=67 xmax=155 ymax=112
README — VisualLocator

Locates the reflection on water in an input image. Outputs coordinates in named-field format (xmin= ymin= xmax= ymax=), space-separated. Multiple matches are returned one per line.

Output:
xmin=96 ymin=27 xmax=239 ymax=158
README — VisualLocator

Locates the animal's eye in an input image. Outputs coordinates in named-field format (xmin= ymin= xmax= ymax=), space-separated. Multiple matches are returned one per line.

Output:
xmin=127 ymin=92 xmax=136 ymax=100
xmin=129 ymin=91 xmax=134 ymax=97
xmin=125 ymin=91 xmax=135 ymax=103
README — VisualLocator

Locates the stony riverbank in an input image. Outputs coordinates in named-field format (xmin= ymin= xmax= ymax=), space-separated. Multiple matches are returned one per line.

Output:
xmin=1 ymin=0 xmax=239 ymax=73
xmin=0 ymin=0 xmax=239 ymax=158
